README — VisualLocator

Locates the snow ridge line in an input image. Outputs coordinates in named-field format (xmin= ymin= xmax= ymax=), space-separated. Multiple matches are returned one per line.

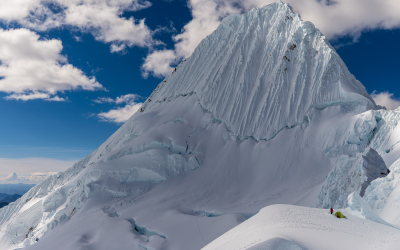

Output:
xmin=144 ymin=91 xmax=373 ymax=144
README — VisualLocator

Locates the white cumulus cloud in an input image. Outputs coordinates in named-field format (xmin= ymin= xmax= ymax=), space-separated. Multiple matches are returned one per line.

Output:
xmin=98 ymin=102 xmax=142 ymax=123
xmin=0 ymin=0 xmax=156 ymax=52
xmin=142 ymin=49 xmax=178 ymax=78
xmin=371 ymin=91 xmax=400 ymax=110
xmin=94 ymin=94 xmax=143 ymax=123
xmin=142 ymin=0 xmax=400 ymax=78
xmin=0 ymin=28 xmax=102 ymax=101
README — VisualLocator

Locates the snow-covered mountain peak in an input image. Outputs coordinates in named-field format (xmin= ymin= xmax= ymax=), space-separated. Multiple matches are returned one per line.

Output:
xmin=142 ymin=1 xmax=375 ymax=141
xmin=1 ymin=2 xmax=397 ymax=250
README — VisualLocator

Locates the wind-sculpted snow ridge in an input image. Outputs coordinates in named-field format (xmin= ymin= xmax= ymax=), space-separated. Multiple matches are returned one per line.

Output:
xmin=0 ymin=2 xmax=397 ymax=250
xmin=142 ymin=2 xmax=375 ymax=141
xmin=202 ymin=205 xmax=400 ymax=250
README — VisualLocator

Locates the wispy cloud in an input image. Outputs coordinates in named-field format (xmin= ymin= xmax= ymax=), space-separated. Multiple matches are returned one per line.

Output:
xmin=0 ymin=158 xmax=76 ymax=176
xmin=5 ymin=93 xmax=67 ymax=102
xmin=98 ymin=102 xmax=142 ymax=123
xmin=93 ymin=93 xmax=139 ymax=104
xmin=0 ymin=172 xmax=58 ymax=184
xmin=371 ymin=91 xmax=400 ymax=110
xmin=94 ymin=94 xmax=143 ymax=123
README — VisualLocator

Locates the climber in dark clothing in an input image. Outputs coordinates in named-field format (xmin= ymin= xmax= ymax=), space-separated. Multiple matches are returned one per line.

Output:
xmin=330 ymin=208 xmax=333 ymax=214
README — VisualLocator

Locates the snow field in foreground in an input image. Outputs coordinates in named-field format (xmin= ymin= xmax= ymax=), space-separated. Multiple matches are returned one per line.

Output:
xmin=203 ymin=204 xmax=400 ymax=250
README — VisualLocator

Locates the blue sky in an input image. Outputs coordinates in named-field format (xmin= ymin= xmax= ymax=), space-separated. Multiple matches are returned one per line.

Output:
xmin=0 ymin=0 xmax=191 ymax=160
xmin=0 ymin=0 xmax=399 ymax=179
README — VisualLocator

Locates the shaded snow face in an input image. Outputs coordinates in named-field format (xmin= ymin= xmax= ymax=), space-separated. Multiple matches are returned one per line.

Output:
xmin=360 ymin=148 xmax=389 ymax=197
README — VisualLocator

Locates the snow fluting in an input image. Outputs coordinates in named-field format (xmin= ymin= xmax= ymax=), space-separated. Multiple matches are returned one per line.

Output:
xmin=0 ymin=2 xmax=399 ymax=250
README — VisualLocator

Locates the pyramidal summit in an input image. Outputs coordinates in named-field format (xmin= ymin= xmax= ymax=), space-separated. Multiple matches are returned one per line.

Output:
xmin=1 ymin=2 xmax=400 ymax=250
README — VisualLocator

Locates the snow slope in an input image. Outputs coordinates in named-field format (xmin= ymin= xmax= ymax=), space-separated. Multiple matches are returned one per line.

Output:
xmin=0 ymin=2 xmax=398 ymax=250
xmin=202 ymin=204 xmax=400 ymax=250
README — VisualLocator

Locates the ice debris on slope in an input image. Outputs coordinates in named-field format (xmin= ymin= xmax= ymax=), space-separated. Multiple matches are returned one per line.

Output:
xmin=142 ymin=1 xmax=375 ymax=142
xmin=364 ymin=157 xmax=400 ymax=225
xmin=316 ymin=147 xmax=389 ymax=209
xmin=323 ymin=110 xmax=380 ymax=159
xmin=315 ymin=109 xmax=392 ymax=208
xmin=346 ymin=192 xmax=395 ymax=228
xmin=315 ymin=107 xmax=400 ymax=210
